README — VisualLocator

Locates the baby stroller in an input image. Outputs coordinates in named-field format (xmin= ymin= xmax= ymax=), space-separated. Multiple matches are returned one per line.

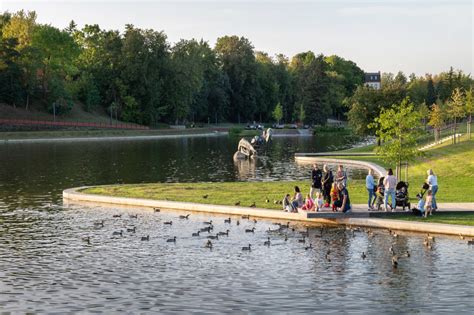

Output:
xmin=374 ymin=177 xmax=385 ymax=211
xmin=395 ymin=181 xmax=410 ymax=210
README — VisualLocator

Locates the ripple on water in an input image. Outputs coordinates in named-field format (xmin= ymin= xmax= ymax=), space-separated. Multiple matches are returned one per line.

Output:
xmin=0 ymin=206 xmax=473 ymax=312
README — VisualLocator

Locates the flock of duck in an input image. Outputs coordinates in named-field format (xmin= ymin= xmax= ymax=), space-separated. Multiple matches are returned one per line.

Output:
xmin=81 ymin=207 xmax=474 ymax=268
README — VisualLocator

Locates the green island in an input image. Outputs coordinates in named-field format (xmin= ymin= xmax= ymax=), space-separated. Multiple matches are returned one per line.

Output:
xmin=84 ymin=134 xmax=473 ymax=226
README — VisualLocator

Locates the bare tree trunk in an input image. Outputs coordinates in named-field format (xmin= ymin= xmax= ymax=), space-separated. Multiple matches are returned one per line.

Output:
xmin=25 ymin=93 xmax=30 ymax=111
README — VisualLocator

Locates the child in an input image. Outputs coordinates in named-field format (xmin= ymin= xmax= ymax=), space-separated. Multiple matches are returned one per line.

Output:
xmin=330 ymin=182 xmax=339 ymax=212
xmin=315 ymin=192 xmax=324 ymax=212
xmin=282 ymin=194 xmax=294 ymax=212
xmin=411 ymin=193 xmax=425 ymax=217
xmin=375 ymin=183 xmax=385 ymax=211
xmin=424 ymin=190 xmax=433 ymax=217
xmin=302 ymin=194 xmax=315 ymax=211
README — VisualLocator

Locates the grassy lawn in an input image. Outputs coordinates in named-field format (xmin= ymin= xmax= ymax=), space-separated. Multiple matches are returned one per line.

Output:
xmin=388 ymin=212 xmax=474 ymax=226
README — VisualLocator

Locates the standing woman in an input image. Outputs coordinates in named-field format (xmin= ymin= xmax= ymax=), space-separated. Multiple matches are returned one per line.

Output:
xmin=383 ymin=168 xmax=397 ymax=211
xmin=321 ymin=165 xmax=333 ymax=208
xmin=366 ymin=169 xmax=375 ymax=210
xmin=426 ymin=169 xmax=438 ymax=211
xmin=310 ymin=164 xmax=323 ymax=199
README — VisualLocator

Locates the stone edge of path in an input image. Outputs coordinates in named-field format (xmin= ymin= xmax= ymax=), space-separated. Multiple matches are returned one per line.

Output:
xmin=0 ymin=131 xmax=228 ymax=144
xmin=63 ymin=187 xmax=474 ymax=237
xmin=294 ymin=155 xmax=386 ymax=177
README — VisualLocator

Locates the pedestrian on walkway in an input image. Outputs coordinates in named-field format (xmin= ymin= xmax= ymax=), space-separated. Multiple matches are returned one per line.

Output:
xmin=321 ymin=165 xmax=333 ymax=208
xmin=310 ymin=164 xmax=322 ymax=199
xmin=383 ymin=168 xmax=397 ymax=211
xmin=426 ymin=169 xmax=438 ymax=211
xmin=366 ymin=169 xmax=375 ymax=210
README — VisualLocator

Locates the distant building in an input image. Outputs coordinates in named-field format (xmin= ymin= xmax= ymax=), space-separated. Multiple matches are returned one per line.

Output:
xmin=365 ymin=72 xmax=381 ymax=89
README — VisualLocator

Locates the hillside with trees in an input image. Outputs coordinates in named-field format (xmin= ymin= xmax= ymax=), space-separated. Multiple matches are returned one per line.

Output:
xmin=0 ymin=10 xmax=472 ymax=131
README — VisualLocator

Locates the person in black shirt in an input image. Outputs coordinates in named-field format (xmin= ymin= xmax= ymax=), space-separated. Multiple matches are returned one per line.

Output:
xmin=321 ymin=164 xmax=333 ymax=208
xmin=310 ymin=164 xmax=322 ymax=199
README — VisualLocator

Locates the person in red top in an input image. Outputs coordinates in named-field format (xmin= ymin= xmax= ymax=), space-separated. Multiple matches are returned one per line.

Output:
xmin=301 ymin=194 xmax=315 ymax=211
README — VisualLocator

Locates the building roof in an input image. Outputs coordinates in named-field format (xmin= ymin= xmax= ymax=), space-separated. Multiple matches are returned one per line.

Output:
xmin=365 ymin=72 xmax=381 ymax=83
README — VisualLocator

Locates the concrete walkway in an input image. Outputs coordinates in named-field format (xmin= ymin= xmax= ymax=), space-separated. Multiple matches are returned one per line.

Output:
xmin=295 ymin=155 xmax=386 ymax=177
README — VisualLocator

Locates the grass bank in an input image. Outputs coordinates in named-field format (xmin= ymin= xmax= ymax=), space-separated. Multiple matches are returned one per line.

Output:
xmin=388 ymin=213 xmax=474 ymax=226
xmin=0 ymin=128 xmax=223 ymax=140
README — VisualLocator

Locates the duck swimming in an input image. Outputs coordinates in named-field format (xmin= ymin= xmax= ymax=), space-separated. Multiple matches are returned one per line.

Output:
xmin=305 ymin=244 xmax=313 ymax=250
xmin=127 ymin=226 xmax=136 ymax=233
xmin=224 ymin=217 xmax=231 ymax=224
xmin=167 ymin=236 xmax=177 ymax=243
xmin=217 ymin=230 xmax=229 ymax=236
xmin=164 ymin=221 xmax=173 ymax=225
xmin=207 ymin=235 xmax=219 ymax=240
xmin=264 ymin=237 xmax=271 ymax=246
xmin=361 ymin=252 xmax=367 ymax=259
xmin=112 ymin=214 xmax=122 ymax=218
xmin=245 ymin=227 xmax=255 ymax=233
xmin=112 ymin=230 xmax=123 ymax=237
xmin=141 ymin=235 xmax=150 ymax=241
xmin=154 ymin=208 xmax=161 ymax=212
xmin=129 ymin=214 xmax=138 ymax=219
xmin=203 ymin=220 xmax=213 ymax=225
xmin=242 ymin=215 xmax=250 ymax=219
xmin=192 ymin=231 xmax=200 ymax=237
xmin=179 ymin=214 xmax=190 ymax=219
xmin=242 ymin=244 xmax=251 ymax=251
xmin=205 ymin=240 xmax=213 ymax=249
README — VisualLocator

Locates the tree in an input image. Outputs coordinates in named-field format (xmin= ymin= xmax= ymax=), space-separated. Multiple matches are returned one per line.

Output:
xmin=272 ymin=102 xmax=283 ymax=124
xmin=446 ymin=88 xmax=465 ymax=144
xmin=426 ymin=76 xmax=436 ymax=105
xmin=215 ymin=35 xmax=257 ymax=123
xmin=428 ymin=102 xmax=445 ymax=142
xmin=465 ymin=87 xmax=473 ymax=139
xmin=371 ymin=98 xmax=424 ymax=179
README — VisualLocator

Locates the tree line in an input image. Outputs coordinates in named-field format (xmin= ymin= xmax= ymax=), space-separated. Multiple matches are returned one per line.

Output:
xmin=0 ymin=10 xmax=365 ymax=126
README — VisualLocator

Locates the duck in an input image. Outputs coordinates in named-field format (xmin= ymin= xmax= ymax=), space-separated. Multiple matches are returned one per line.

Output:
xmin=200 ymin=227 xmax=212 ymax=233
xmin=250 ymin=202 xmax=256 ymax=208
xmin=392 ymin=233 xmax=398 ymax=238
xmin=192 ymin=231 xmax=200 ymax=237
xmin=245 ymin=227 xmax=255 ymax=233
xmin=167 ymin=236 xmax=177 ymax=243
xmin=467 ymin=240 xmax=474 ymax=245
xmin=141 ymin=235 xmax=150 ymax=241
xmin=235 ymin=201 xmax=241 ymax=206
xmin=405 ymin=250 xmax=410 ymax=258
xmin=459 ymin=234 xmax=465 ymax=240
xmin=94 ymin=220 xmax=105 ymax=228
xmin=112 ymin=214 xmax=122 ymax=218
xmin=224 ymin=217 xmax=231 ymax=224
xmin=242 ymin=215 xmax=250 ymax=219
xmin=305 ymin=244 xmax=313 ymax=250
xmin=284 ymin=235 xmax=288 ymax=241
xmin=253 ymin=219 xmax=258 ymax=224
xmin=154 ymin=208 xmax=161 ymax=212
xmin=127 ymin=226 xmax=136 ymax=233
xmin=264 ymin=237 xmax=271 ymax=246
xmin=203 ymin=194 xmax=209 ymax=199
xmin=265 ymin=198 xmax=270 ymax=203
xmin=392 ymin=255 xmax=399 ymax=267
xmin=361 ymin=252 xmax=367 ymax=259
xmin=112 ymin=230 xmax=123 ymax=236
xmin=389 ymin=246 xmax=394 ymax=254
xmin=236 ymin=220 xmax=240 ymax=226
xmin=179 ymin=214 xmax=190 ymax=219
xmin=298 ymin=237 xmax=306 ymax=243
xmin=82 ymin=236 xmax=91 ymax=244
xmin=273 ymin=200 xmax=278 ymax=204
xmin=129 ymin=214 xmax=138 ymax=219
xmin=164 ymin=221 xmax=173 ymax=225
xmin=423 ymin=239 xmax=429 ymax=247
xmin=325 ymin=254 xmax=331 ymax=262
xmin=217 ymin=230 xmax=229 ymax=236
xmin=427 ymin=234 xmax=435 ymax=242
xmin=281 ymin=222 xmax=290 ymax=229
xmin=203 ymin=220 xmax=213 ymax=225
xmin=242 ymin=244 xmax=251 ymax=251
xmin=205 ymin=240 xmax=213 ymax=249
xmin=207 ymin=234 xmax=219 ymax=240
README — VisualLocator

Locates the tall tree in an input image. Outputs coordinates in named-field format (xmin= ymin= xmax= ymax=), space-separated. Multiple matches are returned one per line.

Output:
xmin=215 ymin=35 xmax=257 ymax=123
xmin=465 ymin=87 xmax=473 ymax=139
xmin=446 ymin=87 xmax=466 ymax=144
xmin=428 ymin=102 xmax=445 ymax=142
xmin=426 ymin=76 xmax=437 ymax=106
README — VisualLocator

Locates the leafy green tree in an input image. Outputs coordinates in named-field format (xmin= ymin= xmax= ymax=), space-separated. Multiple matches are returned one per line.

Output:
xmin=272 ymin=102 xmax=283 ymax=124
xmin=426 ymin=76 xmax=437 ymax=105
xmin=0 ymin=37 xmax=23 ymax=106
xmin=446 ymin=87 xmax=466 ymax=144
xmin=465 ymin=87 xmax=473 ymax=139
xmin=371 ymin=98 xmax=424 ymax=179
xmin=428 ymin=101 xmax=445 ymax=142
xmin=215 ymin=35 xmax=257 ymax=123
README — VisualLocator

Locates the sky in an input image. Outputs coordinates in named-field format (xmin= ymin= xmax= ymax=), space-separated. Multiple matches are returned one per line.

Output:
xmin=2 ymin=0 xmax=473 ymax=75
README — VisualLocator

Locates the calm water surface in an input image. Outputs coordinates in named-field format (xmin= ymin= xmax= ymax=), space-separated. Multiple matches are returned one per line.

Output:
xmin=0 ymin=135 xmax=473 ymax=313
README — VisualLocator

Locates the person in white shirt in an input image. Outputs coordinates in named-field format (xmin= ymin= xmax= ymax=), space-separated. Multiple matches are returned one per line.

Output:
xmin=383 ymin=168 xmax=397 ymax=211
xmin=366 ymin=169 xmax=375 ymax=210
xmin=426 ymin=169 xmax=438 ymax=211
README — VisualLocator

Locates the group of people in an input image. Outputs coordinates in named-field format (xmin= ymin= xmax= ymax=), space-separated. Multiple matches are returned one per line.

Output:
xmin=282 ymin=164 xmax=352 ymax=213
xmin=365 ymin=167 xmax=439 ymax=216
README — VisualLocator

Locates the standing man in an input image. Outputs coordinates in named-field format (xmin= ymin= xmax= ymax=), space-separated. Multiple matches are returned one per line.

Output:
xmin=310 ymin=164 xmax=322 ymax=199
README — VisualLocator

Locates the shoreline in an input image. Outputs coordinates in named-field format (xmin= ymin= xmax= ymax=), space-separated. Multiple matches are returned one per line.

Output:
xmin=64 ymin=187 xmax=474 ymax=237
xmin=0 ymin=131 xmax=228 ymax=144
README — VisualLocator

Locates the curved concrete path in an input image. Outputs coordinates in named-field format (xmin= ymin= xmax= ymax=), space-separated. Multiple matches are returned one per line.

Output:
xmin=294 ymin=154 xmax=386 ymax=177
xmin=64 ymin=187 xmax=474 ymax=237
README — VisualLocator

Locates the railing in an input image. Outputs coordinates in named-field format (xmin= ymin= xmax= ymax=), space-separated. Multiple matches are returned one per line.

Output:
xmin=0 ymin=119 xmax=149 ymax=130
